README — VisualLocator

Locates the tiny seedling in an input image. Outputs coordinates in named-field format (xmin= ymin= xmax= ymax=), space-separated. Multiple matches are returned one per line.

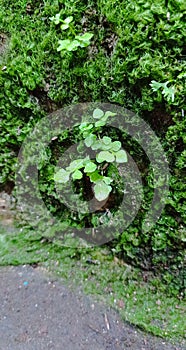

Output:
xmin=50 ymin=14 xmax=93 ymax=52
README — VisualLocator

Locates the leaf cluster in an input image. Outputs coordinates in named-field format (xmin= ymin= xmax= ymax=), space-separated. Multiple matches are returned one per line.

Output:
xmin=54 ymin=108 xmax=127 ymax=201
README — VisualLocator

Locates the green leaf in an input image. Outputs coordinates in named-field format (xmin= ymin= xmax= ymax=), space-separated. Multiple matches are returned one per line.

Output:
xmin=79 ymin=42 xmax=89 ymax=48
xmin=99 ymin=142 xmax=113 ymax=151
xmin=67 ymin=158 xmax=85 ymax=172
xmin=84 ymin=134 xmax=96 ymax=147
xmin=50 ymin=13 xmax=61 ymax=24
xmin=54 ymin=169 xmax=69 ymax=183
xmin=77 ymin=141 xmax=84 ymax=153
xmin=57 ymin=39 xmax=71 ymax=51
xmin=89 ymin=170 xmax=103 ymax=182
xmin=162 ymin=85 xmax=175 ymax=102
xmin=103 ymin=176 xmax=113 ymax=185
xmin=150 ymin=80 xmax=163 ymax=91
xmin=57 ymin=39 xmax=80 ymax=52
xmin=97 ymin=139 xmax=113 ymax=151
xmin=94 ymin=180 xmax=112 ymax=201
xmin=104 ymin=111 xmax=117 ymax=118
xmin=94 ymin=111 xmax=116 ymax=126
xmin=115 ymin=149 xmax=127 ymax=163
xmin=79 ymin=122 xmax=87 ymax=130
xmin=96 ymin=151 xmax=115 ymax=163
xmin=93 ymin=108 xmax=104 ymax=119
xmin=178 ymin=72 xmax=186 ymax=79
xmin=111 ymin=141 xmax=121 ymax=152
xmin=66 ymin=40 xmax=80 ymax=51
xmin=84 ymin=161 xmax=97 ymax=173
xmin=91 ymin=140 xmax=102 ymax=150
xmin=79 ymin=123 xmax=93 ymax=132
xmin=76 ymin=33 xmax=93 ymax=42
xmin=95 ymin=120 xmax=106 ymax=127
xmin=102 ymin=136 xmax=112 ymax=145
xmin=75 ymin=33 xmax=93 ymax=48
xmin=61 ymin=23 xmax=69 ymax=30
xmin=64 ymin=16 xmax=73 ymax=24
xmin=72 ymin=170 xmax=83 ymax=180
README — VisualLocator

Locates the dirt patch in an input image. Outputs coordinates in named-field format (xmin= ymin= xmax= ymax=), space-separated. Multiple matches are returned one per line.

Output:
xmin=0 ymin=265 xmax=184 ymax=350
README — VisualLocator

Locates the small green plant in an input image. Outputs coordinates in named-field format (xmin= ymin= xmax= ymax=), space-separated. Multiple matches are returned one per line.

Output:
xmin=150 ymin=80 xmax=176 ymax=102
xmin=54 ymin=108 xmax=127 ymax=201
xmin=50 ymin=14 xmax=93 ymax=52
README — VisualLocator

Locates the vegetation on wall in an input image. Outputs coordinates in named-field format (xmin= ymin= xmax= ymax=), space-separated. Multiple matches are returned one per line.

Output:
xmin=0 ymin=0 xmax=185 ymax=297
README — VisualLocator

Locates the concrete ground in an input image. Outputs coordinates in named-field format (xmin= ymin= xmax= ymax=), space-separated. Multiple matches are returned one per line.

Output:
xmin=0 ymin=265 xmax=185 ymax=350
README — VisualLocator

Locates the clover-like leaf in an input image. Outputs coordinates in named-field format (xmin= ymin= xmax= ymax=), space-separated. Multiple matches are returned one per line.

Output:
xmin=84 ymin=161 xmax=97 ymax=173
xmin=99 ymin=143 xmax=112 ymax=151
xmin=67 ymin=158 xmax=85 ymax=172
xmin=94 ymin=111 xmax=116 ymax=126
xmin=50 ymin=13 xmax=61 ymax=24
xmin=89 ymin=170 xmax=103 ymax=182
xmin=77 ymin=141 xmax=84 ymax=153
xmin=63 ymin=16 xmax=73 ymax=24
xmin=76 ymin=33 xmax=93 ymax=47
xmin=54 ymin=169 xmax=69 ymax=183
xmin=93 ymin=180 xmax=112 ymax=201
xmin=76 ymin=33 xmax=93 ymax=42
xmin=115 ymin=149 xmax=127 ymax=163
xmin=84 ymin=134 xmax=96 ymax=147
xmin=91 ymin=140 xmax=102 ymax=150
xmin=104 ymin=111 xmax=117 ymax=118
xmin=61 ymin=23 xmax=69 ymax=30
xmin=95 ymin=120 xmax=106 ymax=127
xmin=102 ymin=176 xmax=113 ymax=185
xmin=102 ymin=136 xmax=112 ymax=145
xmin=57 ymin=39 xmax=71 ymax=51
xmin=79 ymin=122 xmax=87 ymax=130
xmin=57 ymin=39 xmax=79 ymax=52
xmin=111 ymin=141 xmax=121 ymax=152
xmin=93 ymin=108 xmax=104 ymax=119
xmin=98 ymin=139 xmax=113 ymax=151
xmin=79 ymin=123 xmax=93 ymax=132
xmin=78 ymin=41 xmax=89 ymax=48
xmin=72 ymin=170 xmax=83 ymax=180
xmin=66 ymin=40 xmax=80 ymax=51
xmin=96 ymin=151 xmax=115 ymax=163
